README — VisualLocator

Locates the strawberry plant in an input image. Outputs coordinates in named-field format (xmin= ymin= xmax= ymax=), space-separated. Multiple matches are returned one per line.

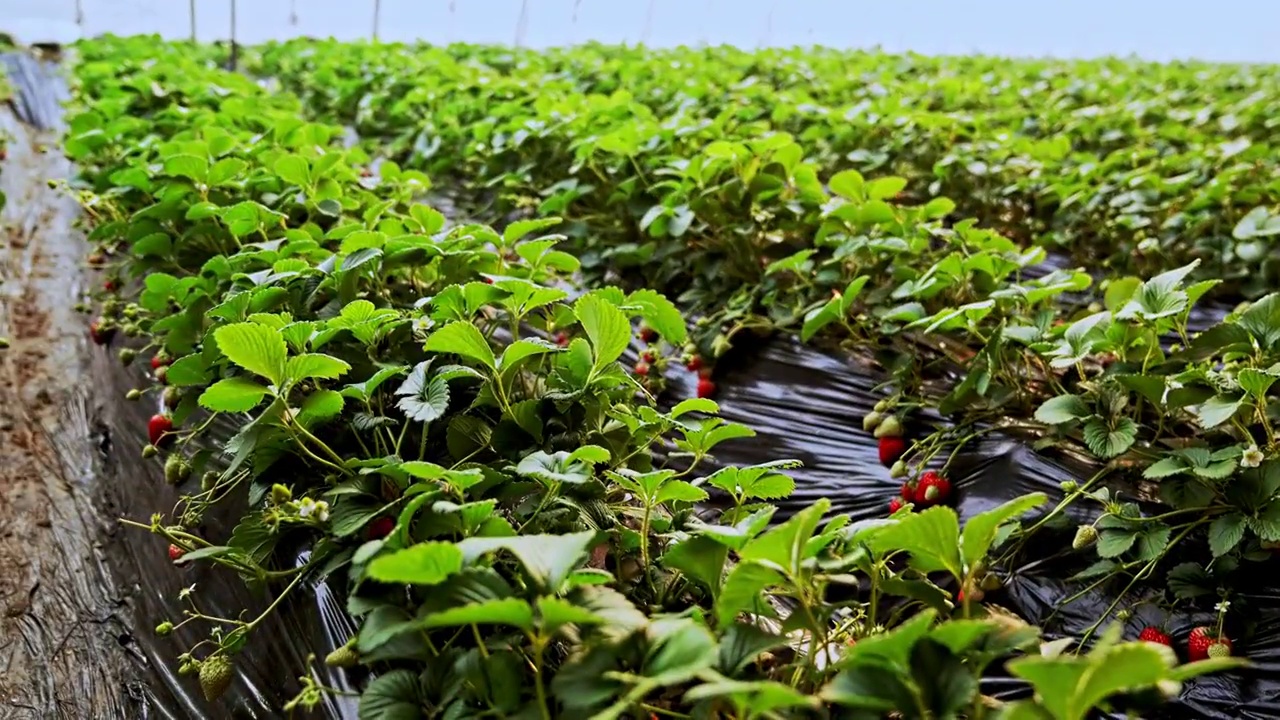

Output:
xmin=60 ymin=34 xmax=1253 ymax=718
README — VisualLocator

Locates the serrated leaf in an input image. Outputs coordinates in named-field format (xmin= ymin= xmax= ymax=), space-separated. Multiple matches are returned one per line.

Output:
xmin=166 ymin=354 xmax=212 ymax=387
xmin=1167 ymin=562 xmax=1213 ymax=599
xmin=1194 ymin=394 xmax=1244 ymax=429
xmin=163 ymin=153 xmax=208 ymax=182
xmin=1082 ymin=417 xmax=1137 ymax=459
xmin=299 ymin=389 xmax=345 ymax=426
xmin=367 ymin=541 xmax=463 ymax=585
xmin=867 ymin=505 xmax=963 ymax=577
xmin=1035 ymin=395 xmax=1090 ymax=424
xmin=397 ymin=373 xmax=450 ymax=423
xmin=960 ymin=493 xmax=1046 ymax=569
xmin=1144 ymin=456 xmax=1187 ymax=479
xmin=575 ymin=293 xmax=631 ymax=371
xmin=275 ymin=153 xmax=310 ymax=187
xmin=213 ymin=322 xmax=287 ymax=384
xmin=499 ymin=338 xmax=561 ymax=371
xmin=1136 ymin=526 xmax=1172 ymax=561
xmin=1209 ymin=514 xmax=1247 ymax=557
xmin=626 ymin=288 xmax=687 ymax=345
xmin=208 ymin=157 xmax=247 ymax=186
xmin=1238 ymin=368 xmax=1276 ymax=398
xmin=198 ymin=377 xmax=270 ymax=412
xmin=286 ymin=353 xmax=351 ymax=382
xmin=456 ymin=531 xmax=597 ymax=592
xmin=425 ymin=321 xmax=496 ymax=371
xmin=503 ymin=217 xmax=561 ymax=245
xmin=358 ymin=670 xmax=423 ymax=720
xmin=1096 ymin=530 xmax=1137 ymax=558
xmin=663 ymin=536 xmax=729 ymax=596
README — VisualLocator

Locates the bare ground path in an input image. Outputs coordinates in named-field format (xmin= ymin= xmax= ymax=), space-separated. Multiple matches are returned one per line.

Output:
xmin=0 ymin=52 xmax=140 ymax=720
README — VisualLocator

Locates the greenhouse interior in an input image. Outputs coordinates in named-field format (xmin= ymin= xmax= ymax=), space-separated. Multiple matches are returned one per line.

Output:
xmin=1 ymin=1 xmax=1280 ymax=718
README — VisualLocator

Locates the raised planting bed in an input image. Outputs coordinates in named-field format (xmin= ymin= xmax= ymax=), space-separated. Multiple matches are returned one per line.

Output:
xmin=52 ymin=35 xmax=1276 ymax=719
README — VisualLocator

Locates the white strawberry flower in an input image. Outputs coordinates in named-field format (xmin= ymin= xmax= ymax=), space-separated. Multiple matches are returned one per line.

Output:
xmin=1242 ymin=445 xmax=1264 ymax=468
xmin=297 ymin=496 xmax=318 ymax=518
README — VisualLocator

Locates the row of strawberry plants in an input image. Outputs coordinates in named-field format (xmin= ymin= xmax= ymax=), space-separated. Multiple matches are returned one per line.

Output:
xmin=240 ymin=38 xmax=1280 ymax=665
xmin=247 ymin=38 xmax=1280 ymax=299
xmin=60 ymin=37 xmax=1237 ymax=718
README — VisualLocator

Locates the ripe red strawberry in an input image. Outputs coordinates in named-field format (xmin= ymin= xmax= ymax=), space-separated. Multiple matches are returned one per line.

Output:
xmin=634 ymin=361 xmax=650 ymax=377
xmin=483 ymin=276 xmax=494 ymax=285
xmin=366 ymin=516 xmax=395 ymax=540
xmin=148 ymin=413 xmax=174 ymax=447
xmin=554 ymin=332 xmax=569 ymax=348
xmin=639 ymin=326 xmax=658 ymax=343
xmin=151 ymin=353 xmax=170 ymax=371
xmin=640 ymin=350 xmax=655 ymax=363
xmin=696 ymin=377 xmax=716 ymax=398
xmin=103 ymin=279 xmax=117 ymax=292
xmin=914 ymin=472 xmax=951 ymax=506
xmin=168 ymin=543 xmax=184 ymax=561
xmin=1187 ymin=626 xmax=1230 ymax=661
xmin=900 ymin=481 xmax=915 ymax=500
xmin=888 ymin=497 xmax=903 ymax=514
xmin=1138 ymin=626 xmax=1171 ymax=646
xmin=89 ymin=319 xmax=114 ymax=345
xmin=878 ymin=436 xmax=906 ymax=465
xmin=685 ymin=355 xmax=703 ymax=372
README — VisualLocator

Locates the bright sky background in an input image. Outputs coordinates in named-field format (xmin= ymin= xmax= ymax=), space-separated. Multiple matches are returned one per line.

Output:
xmin=4 ymin=0 xmax=1279 ymax=63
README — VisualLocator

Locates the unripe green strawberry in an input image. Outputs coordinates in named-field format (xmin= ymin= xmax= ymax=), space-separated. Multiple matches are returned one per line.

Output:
xmin=201 ymin=471 xmax=219 ymax=491
xmin=862 ymin=411 xmax=883 ymax=431
xmin=142 ymin=444 xmax=158 ymax=459
xmin=874 ymin=399 xmax=890 ymax=412
xmin=889 ymin=460 xmax=907 ymax=478
xmin=164 ymin=454 xmax=191 ymax=485
xmin=163 ymin=386 xmax=181 ymax=409
xmin=271 ymin=483 xmax=292 ymax=504
xmin=324 ymin=642 xmax=360 ymax=668
xmin=125 ymin=388 xmax=142 ymax=401
xmin=118 ymin=347 xmax=136 ymax=365
xmin=156 ymin=621 xmax=174 ymax=636
xmin=1072 ymin=525 xmax=1098 ymax=549
xmin=873 ymin=416 xmax=904 ymax=438
xmin=199 ymin=655 xmax=234 ymax=701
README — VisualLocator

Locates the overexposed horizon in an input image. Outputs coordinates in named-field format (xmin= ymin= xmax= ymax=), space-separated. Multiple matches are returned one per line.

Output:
xmin=2 ymin=0 xmax=1278 ymax=64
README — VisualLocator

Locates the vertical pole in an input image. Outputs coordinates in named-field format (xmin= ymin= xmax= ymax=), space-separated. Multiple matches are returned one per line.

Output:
xmin=289 ymin=0 xmax=298 ymax=28
xmin=372 ymin=0 xmax=380 ymax=41
xmin=640 ymin=0 xmax=655 ymax=46
xmin=74 ymin=0 xmax=84 ymax=34
xmin=229 ymin=0 xmax=238 ymax=70
xmin=514 ymin=0 xmax=529 ymax=48
xmin=760 ymin=0 xmax=775 ymax=48
xmin=698 ymin=0 xmax=712 ymax=47
xmin=189 ymin=0 xmax=197 ymax=42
